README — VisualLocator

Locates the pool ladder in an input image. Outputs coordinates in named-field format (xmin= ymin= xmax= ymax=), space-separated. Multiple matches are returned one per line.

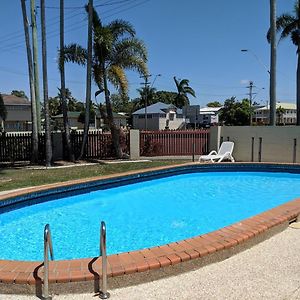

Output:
xmin=42 ymin=222 xmax=110 ymax=299
xmin=43 ymin=224 xmax=54 ymax=300
xmin=99 ymin=221 xmax=110 ymax=299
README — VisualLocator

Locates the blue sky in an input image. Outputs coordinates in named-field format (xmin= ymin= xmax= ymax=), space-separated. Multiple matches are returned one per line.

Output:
xmin=0 ymin=0 xmax=297 ymax=107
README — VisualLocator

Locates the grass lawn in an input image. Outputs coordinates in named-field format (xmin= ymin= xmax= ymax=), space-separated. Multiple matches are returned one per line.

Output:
xmin=0 ymin=160 xmax=189 ymax=192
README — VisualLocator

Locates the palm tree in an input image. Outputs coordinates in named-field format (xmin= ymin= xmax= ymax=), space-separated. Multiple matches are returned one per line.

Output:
xmin=59 ymin=0 xmax=74 ymax=161
xmin=136 ymin=86 xmax=157 ymax=109
xmin=21 ymin=0 xmax=39 ymax=163
xmin=173 ymin=76 xmax=196 ymax=108
xmin=267 ymin=0 xmax=300 ymax=125
xmin=40 ymin=0 xmax=52 ymax=166
xmin=63 ymin=7 xmax=147 ymax=158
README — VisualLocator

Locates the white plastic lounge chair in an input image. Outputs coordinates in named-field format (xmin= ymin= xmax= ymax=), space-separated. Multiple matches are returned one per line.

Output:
xmin=199 ymin=141 xmax=235 ymax=163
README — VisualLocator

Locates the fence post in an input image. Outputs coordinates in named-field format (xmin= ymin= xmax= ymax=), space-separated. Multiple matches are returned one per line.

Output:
xmin=209 ymin=126 xmax=221 ymax=152
xmin=129 ymin=129 xmax=140 ymax=160
xmin=52 ymin=132 xmax=63 ymax=161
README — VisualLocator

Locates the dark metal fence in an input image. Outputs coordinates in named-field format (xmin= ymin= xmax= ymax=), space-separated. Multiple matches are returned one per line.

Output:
xmin=140 ymin=130 xmax=210 ymax=156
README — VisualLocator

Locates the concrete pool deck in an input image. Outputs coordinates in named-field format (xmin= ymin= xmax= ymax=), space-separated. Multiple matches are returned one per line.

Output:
xmin=1 ymin=226 xmax=299 ymax=299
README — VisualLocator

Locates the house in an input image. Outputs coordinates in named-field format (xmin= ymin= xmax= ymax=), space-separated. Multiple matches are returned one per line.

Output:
xmin=132 ymin=102 xmax=185 ymax=130
xmin=52 ymin=112 xmax=84 ymax=130
xmin=1 ymin=94 xmax=31 ymax=132
xmin=254 ymin=102 xmax=296 ymax=125
xmin=52 ymin=111 xmax=128 ymax=130
xmin=199 ymin=106 xmax=223 ymax=126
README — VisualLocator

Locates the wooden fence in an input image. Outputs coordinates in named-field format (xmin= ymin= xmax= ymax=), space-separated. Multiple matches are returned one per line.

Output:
xmin=0 ymin=131 xmax=129 ymax=162
xmin=0 ymin=132 xmax=45 ymax=163
xmin=66 ymin=131 xmax=130 ymax=159
xmin=140 ymin=130 xmax=210 ymax=156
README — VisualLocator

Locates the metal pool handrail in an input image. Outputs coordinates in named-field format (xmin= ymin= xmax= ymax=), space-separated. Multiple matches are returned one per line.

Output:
xmin=43 ymin=224 xmax=54 ymax=300
xmin=99 ymin=221 xmax=110 ymax=299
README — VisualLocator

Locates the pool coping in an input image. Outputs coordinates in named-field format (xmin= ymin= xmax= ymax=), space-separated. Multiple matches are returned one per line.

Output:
xmin=0 ymin=162 xmax=300 ymax=291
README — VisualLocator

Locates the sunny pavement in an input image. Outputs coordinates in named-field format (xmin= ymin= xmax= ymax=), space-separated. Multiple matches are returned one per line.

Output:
xmin=1 ymin=226 xmax=300 ymax=300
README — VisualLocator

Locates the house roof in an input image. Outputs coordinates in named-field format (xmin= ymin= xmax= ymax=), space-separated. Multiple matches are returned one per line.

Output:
xmin=52 ymin=111 xmax=81 ymax=119
xmin=255 ymin=102 xmax=296 ymax=111
xmin=132 ymin=102 xmax=179 ymax=115
xmin=200 ymin=106 xmax=223 ymax=113
xmin=2 ymin=94 xmax=31 ymax=106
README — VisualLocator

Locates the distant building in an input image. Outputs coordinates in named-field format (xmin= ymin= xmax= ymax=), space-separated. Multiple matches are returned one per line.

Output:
xmin=182 ymin=105 xmax=222 ymax=127
xmin=52 ymin=112 xmax=84 ymax=130
xmin=254 ymin=102 xmax=296 ymax=125
xmin=1 ymin=94 xmax=31 ymax=132
xmin=199 ymin=106 xmax=222 ymax=126
xmin=132 ymin=102 xmax=185 ymax=130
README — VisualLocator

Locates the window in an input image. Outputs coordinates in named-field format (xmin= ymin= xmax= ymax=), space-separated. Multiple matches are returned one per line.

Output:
xmin=147 ymin=114 xmax=152 ymax=119
xmin=138 ymin=115 xmax=145 ymax=119
xmin=159 ymin=114 xmax=166 ymax=118
xmin=169 ymin=113 xmax=175 ymax=121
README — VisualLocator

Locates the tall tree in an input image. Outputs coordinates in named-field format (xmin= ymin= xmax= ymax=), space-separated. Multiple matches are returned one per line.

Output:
xmin=63 ymin=7 xmax=148 ymax=158
xmin=11 ymin=90 xmax=28 ymax=99
xmin=219 ymin=97 xmax=251 ymax=126
xmin=59 ymin=0 xmax=74 ymax=161
xmin=267 ymin=0 xmax=300 ymax=125
xmin=0 ymin=93 xmax=7 ymax=130
xmin=207 ymin=101 xmax=222 ymax=107
xmin=136 ymin=86 xmax=157 ymax=108
xmin=173 ymin=77 xmax=196 ymax=108
xmin=40 ymin=0 xmax=52 ymax=166
xmin=21 ymin=0 xmax=39 ymax=163
xmin=276 ymin=105 xmax=286 ymax=124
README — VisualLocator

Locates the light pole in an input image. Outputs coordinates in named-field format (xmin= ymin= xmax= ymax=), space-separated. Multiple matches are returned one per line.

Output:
xmin=241 ymin=49 xmax=270 ymax=74
xmin=140 ymin=74 xmax=161 ymax=131
xmin=241 ymin=48 xmax=276 ymax=125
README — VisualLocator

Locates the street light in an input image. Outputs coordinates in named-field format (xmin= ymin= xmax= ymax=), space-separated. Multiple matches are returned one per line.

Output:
xmin=151 ymin=74 xmax=161 ymax=89
xmin=241 ymin=49 xmax=270 ymax=75
xmin=141 ymin=73 xmax=161 ymax=131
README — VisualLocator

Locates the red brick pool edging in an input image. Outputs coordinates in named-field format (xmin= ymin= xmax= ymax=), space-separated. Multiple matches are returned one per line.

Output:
xmin=0 ymin=163 xmax=300 ymax=288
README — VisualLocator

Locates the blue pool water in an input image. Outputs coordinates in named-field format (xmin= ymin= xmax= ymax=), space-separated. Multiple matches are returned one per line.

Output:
xmin=1 ymin=171 xmax=300 ymax=261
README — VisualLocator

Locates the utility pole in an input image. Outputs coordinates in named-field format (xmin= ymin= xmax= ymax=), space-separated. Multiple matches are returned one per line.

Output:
xmin=269 ymin=0 xmax=277 ymax=126
xmin=140 ymin=74 xmax=151 ymax=131
xmin=247 ymin=81 xmax=255 ymax=126
xmin=21 ymin=0 xmax=39 ymax=163
xmin=41 ymin=0 xmax=52 ymax=166
xmin=30 ymin=0 xmax=41 ymax=132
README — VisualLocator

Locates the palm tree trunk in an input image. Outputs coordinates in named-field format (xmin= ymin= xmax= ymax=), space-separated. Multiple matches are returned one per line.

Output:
xmin=40 ymin=0 xmax=52 ymax=166
xmin=21 ymin=0 xmax=39 ymax=164
xmin=269 ymin=0 xmax=277 ymax=126
xmin=297 ymin=44 xmax=300 ymax=125
xmin=60 ymin=0 xmax=74 ymax=161
xmin=79 ymin=0 xmax=93 ymax=160
xmin=103 ymin=69 xmax=122 ymax=158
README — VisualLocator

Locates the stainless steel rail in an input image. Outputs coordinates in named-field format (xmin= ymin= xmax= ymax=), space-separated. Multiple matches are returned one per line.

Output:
xmin=43 ymin=224 xmax=54 ymax=300
xmin=99 ymin=221 xmax=110 ymax=299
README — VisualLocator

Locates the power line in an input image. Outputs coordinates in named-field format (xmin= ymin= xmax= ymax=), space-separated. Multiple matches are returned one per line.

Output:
xmin=0 ymin=0 xmax=146 ymax=53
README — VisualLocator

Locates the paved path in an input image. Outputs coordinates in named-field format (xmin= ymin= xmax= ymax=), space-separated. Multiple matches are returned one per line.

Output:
xmin=1 ymin=226 xmax=300 ymax=300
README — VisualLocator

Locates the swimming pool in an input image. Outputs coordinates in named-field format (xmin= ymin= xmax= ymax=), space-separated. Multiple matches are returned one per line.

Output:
xmin=1 ymin=164 xmax=300 ymax=261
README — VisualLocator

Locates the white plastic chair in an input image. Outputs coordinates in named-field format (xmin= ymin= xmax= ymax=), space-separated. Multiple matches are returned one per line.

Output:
xmin=199 ymin=141 xmax=235 ymax=163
